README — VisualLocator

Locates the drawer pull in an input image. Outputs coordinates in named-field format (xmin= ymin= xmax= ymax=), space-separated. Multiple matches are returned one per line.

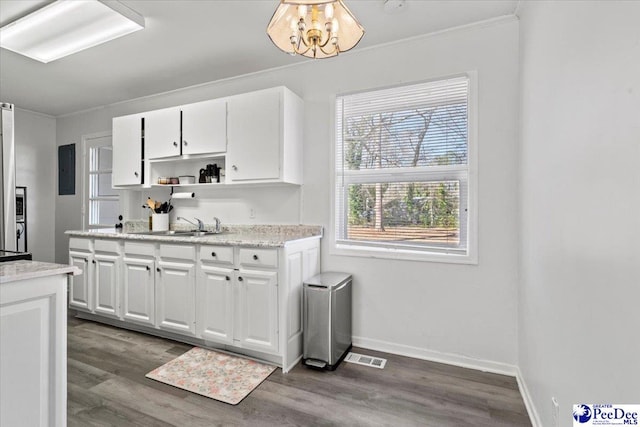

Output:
xmin=225 ymin=276 xmax=230 ymax=281
xmin=238 ymin=276 xmax=243 ymax=282
xmin=253 ymin=254 xmax=258 ymax=260
xmin=211 ymin=252 xmax=216 ymax=257
xmin=92 ymin=260 xmax=96 ymax=264
xmin=146 ymin=266 xmax=150 ymax=271
xmin=156 ymin=267 xmax=161 ymax=272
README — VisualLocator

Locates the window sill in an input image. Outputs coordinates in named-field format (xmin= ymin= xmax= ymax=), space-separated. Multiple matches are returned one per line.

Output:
xmin=331 ymin=243 xmax=477 ymax=265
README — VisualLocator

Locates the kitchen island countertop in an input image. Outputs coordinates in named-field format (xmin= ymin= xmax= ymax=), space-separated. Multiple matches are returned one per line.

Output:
xmin=0 ymin=260 xmax=81 ymax=284
xmin=65 ymin=224 xmax=323 ymax=248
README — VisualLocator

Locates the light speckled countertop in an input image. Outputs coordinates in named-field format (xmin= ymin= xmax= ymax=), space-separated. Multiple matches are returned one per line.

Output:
xmin=66 ymin=224 xmax=323 ymax=248
xmin=0 ymin=260 xmax=81 ymax=284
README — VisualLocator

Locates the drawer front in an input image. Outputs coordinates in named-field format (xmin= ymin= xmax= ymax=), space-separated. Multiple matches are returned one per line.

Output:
xmin=94 ymin=239 xmax=120 ymax=254
xmin=238 ymin=248 xmax=278 ymax=269
xmin=199 ymin=245 xmax=234 ymax=265
xmin=69 ymin=237 xmax=91 ymax=252
xmin=159 ymin=243 xmax=196 ymax=260
xmin=124 ymin=241 xmax=155 ymax=257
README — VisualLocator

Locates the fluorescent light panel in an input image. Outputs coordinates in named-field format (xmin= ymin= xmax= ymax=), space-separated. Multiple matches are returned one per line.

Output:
xmin=0 ymin=0 xmax=144 ymax=63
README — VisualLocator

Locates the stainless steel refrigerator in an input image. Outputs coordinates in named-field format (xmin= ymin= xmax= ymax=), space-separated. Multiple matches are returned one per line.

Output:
xmin=1 ymin=103 xmax=17 ymax=252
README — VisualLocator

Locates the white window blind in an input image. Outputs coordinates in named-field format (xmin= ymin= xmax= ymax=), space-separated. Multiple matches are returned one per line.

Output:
xmin=335 ymin=76 xmax=472 ymax=257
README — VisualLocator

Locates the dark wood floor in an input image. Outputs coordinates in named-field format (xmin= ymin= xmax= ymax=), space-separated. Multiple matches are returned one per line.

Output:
xmin=67 ymin=314 xmax=531 ymax=426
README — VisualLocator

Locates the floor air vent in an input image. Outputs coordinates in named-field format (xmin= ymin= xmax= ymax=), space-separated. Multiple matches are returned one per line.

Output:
xmin=344 ymin=352 xmax=387 ymax=369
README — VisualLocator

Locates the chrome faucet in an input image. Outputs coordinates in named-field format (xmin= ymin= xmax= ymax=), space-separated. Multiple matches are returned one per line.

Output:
xmin=213 ymin=217 xmax=221 ymax=233
xmin=177 ymin=216 xmax=205 ymax=231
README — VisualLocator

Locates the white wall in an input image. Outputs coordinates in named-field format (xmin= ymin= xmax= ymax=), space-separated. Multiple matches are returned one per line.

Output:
xmin=56 ymin=18 xmax=520 ymax=368
xmin=518 ymin=2 xmax=640 ymax=426
xmin=14 ymin=109 xmax=56 ymax=262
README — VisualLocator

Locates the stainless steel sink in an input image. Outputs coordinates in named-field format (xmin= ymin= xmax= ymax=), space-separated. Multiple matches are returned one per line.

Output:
xmin=130 ymin=230 xmax=222 ymax=237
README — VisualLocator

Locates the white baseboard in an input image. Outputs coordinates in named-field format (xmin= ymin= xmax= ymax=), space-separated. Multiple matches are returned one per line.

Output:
xmin=515 ymin=367 xmax=542 ymax=427
xmin=352 ymin=336 xmax=518 ymax=376
xmin=353 ymin=336 xmax=541 ymax=426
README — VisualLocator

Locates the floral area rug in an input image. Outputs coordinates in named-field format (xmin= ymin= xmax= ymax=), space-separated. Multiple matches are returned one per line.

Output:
xmin=145 ymin=347 xmax=276 ymax=405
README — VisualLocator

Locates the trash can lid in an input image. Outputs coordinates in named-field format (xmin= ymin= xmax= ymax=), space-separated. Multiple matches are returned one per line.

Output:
xmin=305 ymin=272 xmax=352 ymax=289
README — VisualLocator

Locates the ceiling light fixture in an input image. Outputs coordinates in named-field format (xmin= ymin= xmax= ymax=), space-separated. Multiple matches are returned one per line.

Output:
xmin=267 ymin=0 xmax=364 ymax=59
xmin=0 ymin=0 xmax=145 ymax=64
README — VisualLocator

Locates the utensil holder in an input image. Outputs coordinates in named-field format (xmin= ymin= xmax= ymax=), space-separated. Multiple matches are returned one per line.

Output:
xmin=152 ymin=213 xmax=169 ymax=231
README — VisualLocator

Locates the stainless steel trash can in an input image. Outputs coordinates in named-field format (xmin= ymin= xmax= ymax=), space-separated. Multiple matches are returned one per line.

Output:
xmin=303 ymin=272 xmax=352 ymax=370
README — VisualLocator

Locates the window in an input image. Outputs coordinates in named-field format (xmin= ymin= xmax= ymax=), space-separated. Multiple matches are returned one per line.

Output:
xmin=84 ymin=134 xmax=119 ymax=228
xmin=334 ymin=76 xmax=476 ymax=262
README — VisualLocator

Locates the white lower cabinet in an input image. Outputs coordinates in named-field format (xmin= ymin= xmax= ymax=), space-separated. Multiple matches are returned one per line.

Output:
xmin=235 ymin=269 xmax=278 ymax=354
xmin=93 ymin=253 xmax=120 ymax=318
xmin=122 ymin=254 xmax=155 ymax=326
xmin=197 ymin=264 xmax=234 ymax=344
xmin=156 ymin=257 xmax=196 ymax=335
xmin=69 ymin=238 xmax=93 ymax=312
xmin=69 ymin=236 xmax=320 ymax=372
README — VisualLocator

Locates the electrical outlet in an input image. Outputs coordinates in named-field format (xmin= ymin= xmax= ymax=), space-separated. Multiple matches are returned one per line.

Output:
xmin=552 ymin=397 xmax=559 ymax=427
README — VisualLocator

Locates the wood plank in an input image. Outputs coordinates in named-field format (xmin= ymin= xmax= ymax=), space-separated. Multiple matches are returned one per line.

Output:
xmin=67 ymin=315 xmax=531 ymax=426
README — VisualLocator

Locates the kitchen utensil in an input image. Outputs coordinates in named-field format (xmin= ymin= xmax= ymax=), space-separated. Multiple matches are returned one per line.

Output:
xmin=147 ymin=198 xmax=155 ymax=210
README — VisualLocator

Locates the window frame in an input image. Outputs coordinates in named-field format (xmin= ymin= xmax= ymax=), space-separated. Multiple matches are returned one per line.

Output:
xmin=82 ymin=132 xmax=120 ymax=230
xmin=331 ymin=72 xmax=478 ymax=264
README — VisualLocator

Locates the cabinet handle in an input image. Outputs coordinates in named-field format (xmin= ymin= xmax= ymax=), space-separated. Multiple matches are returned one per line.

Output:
xmin=156 ymin=267 xmax=161 ymax=272
xmin=92 ymin=260 xmax=96 ymax=264
xmin=173 ymin=141 xmax=178 ymax=147
xmin=146 ymin=266 xmax=150 ymax=271
xmin=232 ymin=165 xmax=238 ymax=171
xmin=183 ymin=140 xmax=188 ymax=145
xmin=225 ymin=276 xmax=230 ymax=281
xmin=211 ymin=252 xmax=216 ymax=257
xmin=134 ymin=171 xmax=139 ymax=177
xmin=238 ymin=276 xmax=243 ymax=282
xmin=253 ymin=254 xmax=258 ymax=261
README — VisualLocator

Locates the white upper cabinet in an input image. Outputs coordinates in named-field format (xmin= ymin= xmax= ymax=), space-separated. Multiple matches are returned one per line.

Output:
xmin=182 ymin=98 xmax=227 ymax=155
xmin=112 ymin=86 xmax=303 ymax=187
xmin=145 ymin=107 xmax=181 ymax=159
xmin=227 ymin=87 xmax=303 ymax=184
xmin=145 ymin=99 xmax=227 ymax=160
xmin=112 ymin=114 xmax=143 ymax=186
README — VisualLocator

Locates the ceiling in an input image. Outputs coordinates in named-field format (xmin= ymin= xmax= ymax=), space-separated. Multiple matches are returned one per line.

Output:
xmin=0 ymin=0 xmax=518 ymax=117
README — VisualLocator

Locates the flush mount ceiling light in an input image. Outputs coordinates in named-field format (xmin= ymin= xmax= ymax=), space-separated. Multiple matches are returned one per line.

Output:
xmin=267 ymin=0 xmax=364 ymax=59
xmin=0 ymin=0 xmax=144 ymax=63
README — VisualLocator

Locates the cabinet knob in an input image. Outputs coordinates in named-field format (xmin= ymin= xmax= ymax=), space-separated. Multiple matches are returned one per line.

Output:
xmin=173 ymin=141 xmax=178 ymax=147
xmin=238 ymin=276 xmax=243 ymax=282
xmin=253 ymin=254 xmax=258 ymax=261
xmin=92 ymin=260 xmax=96 ymax=264
xmin=134 ymin=171 xmax=139 ymax=177
xmin=156 ymin=267 xmax=161 ymax=272
xmin=146 ymin=266 xmax=150 ymax=271
xmin=232 ymin=165 xmax=238 ymax=171
xmin=183 ymin=140 xmax=188 ymax=145
xmin=225 ymin=276 xmax=230 ymax=281
xmin=211 ymin=252 xmax=216 ymax=257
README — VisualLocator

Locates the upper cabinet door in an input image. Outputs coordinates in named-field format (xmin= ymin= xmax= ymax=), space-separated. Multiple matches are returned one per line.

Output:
xmin=227 ymin=88 xmax=281 ymax=182
xmin=182 ymin=99 xmax=227 ymax=155
xmin=112 ymin=114 xmax=143 ymax=186
xmin=145 ymin=107 xmax=181 ymax=159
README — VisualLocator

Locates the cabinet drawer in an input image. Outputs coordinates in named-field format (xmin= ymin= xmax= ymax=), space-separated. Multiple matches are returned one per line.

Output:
xmin=199 ymin=245 xmax=234 ymax=265
xmin=124 ymin=241 xmax=155 ymax=257
xmin=94 ymin=239 xmax=120 ymax=254
xmin=160 ymin=244 xmax=196 ymax=260
xmin=69 ymin=237 xmax=91 ymax=252
xmin=238 ymin=248 xmax=278 ymax=269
